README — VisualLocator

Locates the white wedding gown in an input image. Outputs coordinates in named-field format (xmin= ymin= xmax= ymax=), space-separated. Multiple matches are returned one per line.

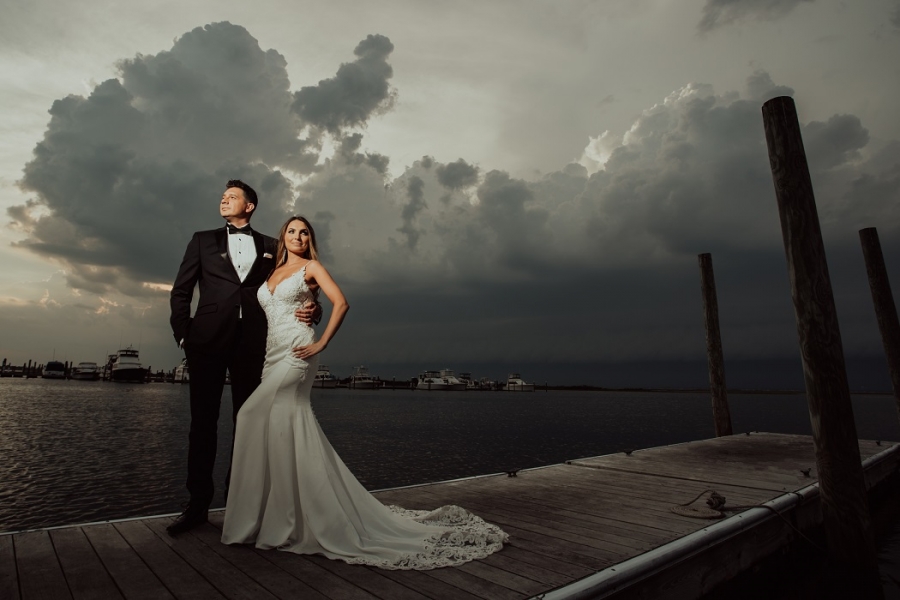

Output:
xmin=221 ymin=263 xmax=508 ymax=569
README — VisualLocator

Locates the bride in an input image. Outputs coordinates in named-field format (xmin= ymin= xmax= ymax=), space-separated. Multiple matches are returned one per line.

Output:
xmin=222 ymin=215 xmax=507 ymax=569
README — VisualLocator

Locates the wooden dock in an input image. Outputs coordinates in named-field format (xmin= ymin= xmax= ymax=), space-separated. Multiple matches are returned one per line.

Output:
xmin=3 ymin=432 xmax=898 ymax=600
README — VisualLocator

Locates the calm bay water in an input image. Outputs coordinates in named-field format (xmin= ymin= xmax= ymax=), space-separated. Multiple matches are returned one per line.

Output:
xmin=1 ymin=377 xmax=899 ymax=533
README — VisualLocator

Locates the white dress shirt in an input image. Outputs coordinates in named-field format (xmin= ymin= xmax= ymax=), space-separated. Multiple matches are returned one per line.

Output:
xmin=228 ymin=226 xmax=257 ymax=318
xmin=227 ymin=227 xmax=257 ymax=282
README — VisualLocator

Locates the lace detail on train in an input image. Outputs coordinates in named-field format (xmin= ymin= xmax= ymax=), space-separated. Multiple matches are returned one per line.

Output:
xmin=341 ymin=505 xmax=508 ymax=570
xmin=223 ymin=261 xmax=508 ymax=570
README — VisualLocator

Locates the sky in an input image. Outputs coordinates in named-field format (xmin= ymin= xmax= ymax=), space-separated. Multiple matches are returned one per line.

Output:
xmin=2 ymin=0 xmax=900 ymax=388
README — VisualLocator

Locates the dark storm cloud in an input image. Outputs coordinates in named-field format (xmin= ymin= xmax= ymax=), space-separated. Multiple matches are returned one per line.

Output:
xmin=803 ymin=114 xmax=869 ymax=170
xmin=292 ymin=34 xmax=396 ymax=135
xmin=291 ymin=70 xmax=899 ymax=370
xmin=398 ymin=176 xmax=426 ymax=250
xmin=8 ymin=23 xmax=394 ymax=297
xmin=336 ymin=133 xmax=390 ymax=175
xmin=698 ymin=0 xmax=814 ymax=32
xmin=744 ymin=70 xmax=795 ymax=102
xmin=435 ymin=159 xmax=479 ymax=190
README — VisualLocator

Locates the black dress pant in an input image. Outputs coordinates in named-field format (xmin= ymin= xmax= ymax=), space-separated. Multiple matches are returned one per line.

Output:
xmin=184 ymin=321 xmax=264 ymax=510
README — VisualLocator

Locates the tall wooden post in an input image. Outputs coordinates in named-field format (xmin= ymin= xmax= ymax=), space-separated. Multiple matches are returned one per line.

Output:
xmin=762 ymin=96 xmax=880 ymax=588
xmin=860 ymin=227 xmax=900 ymax=421
xmin=699 ymin=253 xmax=732 ymax=436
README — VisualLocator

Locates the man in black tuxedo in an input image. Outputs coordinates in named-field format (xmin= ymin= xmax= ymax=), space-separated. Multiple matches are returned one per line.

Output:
xmin=167 ymin=179 xmax=315 ymax=536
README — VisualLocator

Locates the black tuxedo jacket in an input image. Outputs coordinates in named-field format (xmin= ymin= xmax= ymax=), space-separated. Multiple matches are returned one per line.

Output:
xmin=170 ymin=227 xmax=278 ymax=356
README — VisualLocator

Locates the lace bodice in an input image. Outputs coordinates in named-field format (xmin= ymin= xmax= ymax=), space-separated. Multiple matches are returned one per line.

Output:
xmin=257 ymin=263 xmax=316 ymax=356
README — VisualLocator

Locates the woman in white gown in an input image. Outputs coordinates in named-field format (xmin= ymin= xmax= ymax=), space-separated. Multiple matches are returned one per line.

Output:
xmin=222 ymin=216 xmax=507 ymax=569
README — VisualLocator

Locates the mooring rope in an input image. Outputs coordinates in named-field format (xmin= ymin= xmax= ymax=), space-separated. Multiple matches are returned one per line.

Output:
xmin=672 ymin=489 xmax=826 ymax=553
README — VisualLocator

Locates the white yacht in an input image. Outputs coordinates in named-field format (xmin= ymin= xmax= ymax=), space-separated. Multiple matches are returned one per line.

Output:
xmin=71 ymin=362 xmax=100 ymax=381
xmin=111 ymin=347 xmax=146 ymax=383
xmin=314 ymin=365 xmax=338 ymax=388
xmin=458 ymin=372 xmax=477 ymax=390
xmin=43 ymin=361 xmax=66 ymax=379
xmin=174 ymin=358 xmax=189 ymax=384
xmin=349 ymin=366 xmax=378 ymax=389
xmin=417 ymin=369 xmax=467 ymax=391
xmin=506 ymin=373 xmax=535 ymax=392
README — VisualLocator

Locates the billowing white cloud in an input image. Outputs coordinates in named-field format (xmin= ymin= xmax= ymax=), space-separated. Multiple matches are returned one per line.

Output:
xmin=9 ymin=23 xmax=395 ymax=298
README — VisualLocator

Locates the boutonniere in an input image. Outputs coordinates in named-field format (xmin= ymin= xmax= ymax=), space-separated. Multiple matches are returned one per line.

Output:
xmin=263 ymin=252 xmax=273 ymax=259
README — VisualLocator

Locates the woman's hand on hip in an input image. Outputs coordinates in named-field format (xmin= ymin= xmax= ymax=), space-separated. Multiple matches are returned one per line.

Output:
xmin=293 ymin=341 xmax=325 ymax=360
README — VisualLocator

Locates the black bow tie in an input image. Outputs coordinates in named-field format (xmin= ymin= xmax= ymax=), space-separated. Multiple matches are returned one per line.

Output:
xmin=227 ymin=224 xmax=252 ymax=236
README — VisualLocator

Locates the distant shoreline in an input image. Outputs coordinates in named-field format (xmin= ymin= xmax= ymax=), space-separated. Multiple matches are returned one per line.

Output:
xmin=544 ymin=385 xmax=893 ymax=396
xmin=0 ymin=376 xmax=892 ymax=396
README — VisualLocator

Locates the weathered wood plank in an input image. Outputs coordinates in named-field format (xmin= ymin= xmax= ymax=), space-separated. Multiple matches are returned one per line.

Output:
xmin=487 ymin=545 xmax=592 ymax=580
xmin=246 ymin=544 xmax=378 ymax=600
xmin=564 ymin=459 xmax=804 ymax=492
xmin=0 ymin=534 xmax=20 ymax=600
xmin=425 ymin=567 xmax=525 ymax=600
xmin=396 ymin=478 xmax=700 ymax=535
xmin=561 ymin=462 xmax=783 ymax=501
xmin=142 ymin=519 xmax=276 ymax=600
xmin=185 ymin=520 xmax=330 ymax=600
xmin=435 ymin=495 xmax=652 ymax=553
xmin=375 ymin=569 xmax=485 ymax=600
xmin=14 ymin=530 xmax=72 ymax=600
xmin=446 ymin=489 xmax=670 ymax=546
xmin=50 ymin=528 xmax=123 ymax=600
xmin=411 ymin=477 xmax=708 ymax=538
xmin=376 ymin=477 xmax=695 ymax=534
xmin=378 ymin=485 xmax=633 ymax=561
xmin=524 ymin=471 xmax=778 ymax=515
xmin=456 ymin=560 xmax=547 ymax=595
xmin=211 ymin=510 xmax=537 ymax=600
xmin=307 ymin=555 xmax=431 ymax=600
xmin=9 ymin=434 xmax=895 ymax=600
xmin=472 ymin=547 xmax=569 ymax=589
xmin=490 ymin=524 xmax=610 ymax=571
xmin=205 ymin=512 xmax=384 ymax=600
xmin=477 ymin=551 xmax=571 ymax=588
xmin=81 ymin=524 xmax=175 ymax=600
xmin=114 ymin=520 xmax=224 ymax=600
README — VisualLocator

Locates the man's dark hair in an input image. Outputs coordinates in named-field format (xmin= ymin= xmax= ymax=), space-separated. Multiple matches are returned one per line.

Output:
xmin=226 ymin=179 xmax=258 ymax=207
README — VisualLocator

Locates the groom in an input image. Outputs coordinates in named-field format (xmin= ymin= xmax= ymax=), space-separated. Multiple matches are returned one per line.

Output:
xmin=168 ymin=179 xmax=318 ymax=536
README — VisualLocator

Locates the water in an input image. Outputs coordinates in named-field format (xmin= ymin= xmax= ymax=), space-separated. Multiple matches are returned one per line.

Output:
xmin=1 ymin=378 xmax=899 ymax=534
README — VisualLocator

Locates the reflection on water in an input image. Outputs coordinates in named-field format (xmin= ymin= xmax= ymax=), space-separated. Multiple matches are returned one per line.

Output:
xmin=1 ymin=378 xmax=899 ymax=533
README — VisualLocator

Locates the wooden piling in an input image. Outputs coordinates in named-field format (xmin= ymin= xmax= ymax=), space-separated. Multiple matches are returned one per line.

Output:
xmin=860 ymin=227 xmax=900 ymax=421
xmin=762 ymin=95 xmax=880 ymax=588
xmin=698 ymin=253 xmax=732 ymax=437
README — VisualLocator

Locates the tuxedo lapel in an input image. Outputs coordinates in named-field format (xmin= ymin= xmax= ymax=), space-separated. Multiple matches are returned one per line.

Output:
xmin=215 ymin=227 xmax=241 ymax=283
xmin=245 ymin=231 xmax=267 ymax=284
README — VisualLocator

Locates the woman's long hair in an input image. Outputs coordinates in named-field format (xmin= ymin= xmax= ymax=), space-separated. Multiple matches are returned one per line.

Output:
xmin=275 ymin=216 xmax=319 ymax=267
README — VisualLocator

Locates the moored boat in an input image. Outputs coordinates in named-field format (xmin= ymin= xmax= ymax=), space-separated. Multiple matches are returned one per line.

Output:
xmin=314 ymin=365 xmax=338 ymax=388
xmin=111 ymin=347 xmax=146 ymax=383
xmin=349 ymin=366 xmax=378 ymax=389
xmin=71 ymin=362 xmax=100 ymax=381
xmin=416 ymin=369 xmax=467 ymax=391
xmin=458 ymin=371 xmax=477 ymax=390
xmin=42 ymin=361 xmax=67 ymax=379
xmin=506 ymin=373 xmax=535 ymax=392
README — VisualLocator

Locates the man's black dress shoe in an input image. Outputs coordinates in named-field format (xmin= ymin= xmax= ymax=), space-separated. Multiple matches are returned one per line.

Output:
xmin=166 ymin=505 xmax=208 ymax=537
